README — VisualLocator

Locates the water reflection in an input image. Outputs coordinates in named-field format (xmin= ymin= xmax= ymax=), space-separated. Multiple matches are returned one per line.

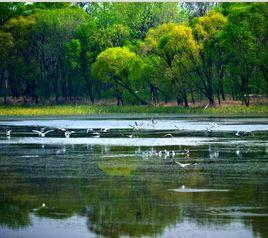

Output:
xmin=0 ymin=117 xmax=267 ymax=238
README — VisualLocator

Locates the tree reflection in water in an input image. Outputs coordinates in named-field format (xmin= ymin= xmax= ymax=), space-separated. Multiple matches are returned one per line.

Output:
xmin=0 ymin=142 xmax=267 ymax=238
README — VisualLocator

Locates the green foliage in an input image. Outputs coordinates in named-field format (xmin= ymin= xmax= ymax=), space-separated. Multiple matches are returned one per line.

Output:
xmin=0 ymin=3 xmax=267 ymax=107
xmin=93 ymin=47 xmax=137 ymax=82
xmin=0 ymin=104 xmax=267 ymax=116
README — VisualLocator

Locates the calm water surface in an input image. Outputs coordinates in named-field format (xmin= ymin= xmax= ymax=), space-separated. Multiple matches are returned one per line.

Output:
xmin=0 ymin=115 xmax=267 ymax=238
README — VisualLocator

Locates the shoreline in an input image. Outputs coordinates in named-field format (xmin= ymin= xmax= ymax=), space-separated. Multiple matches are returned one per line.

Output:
xmin=0 ymin=105 xmax=267 ymax=117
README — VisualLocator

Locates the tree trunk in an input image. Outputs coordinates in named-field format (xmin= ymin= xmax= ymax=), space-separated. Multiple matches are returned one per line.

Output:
xmin=217 ymin=89 xmax=221 ymax=105
xmin=35 ymin=95 xmax=39 ymax=105
xmin=220 ymin=83 xmax=225 ymax=101
xmin=4 ymin=70 xmax=8 ymax=105
xmin=191 ymin=91 xmax=195 ymax=105
xmin=116 ymin=78 xmax=148 ymax=105
xmin=88 ymin=83 xmax=94 ymax=104
xmin=183 ymin=95 xmax=189 ymax=107
xmin=241 ymin=76 xmax=250 ymax=107
xmin=115 ymin=84 xmax=121 ymax=106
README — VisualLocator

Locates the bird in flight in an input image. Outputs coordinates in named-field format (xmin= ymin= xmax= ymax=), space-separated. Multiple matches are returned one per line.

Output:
xmin=151 ymin=118 xmax=158 ymax=127
xmin=64 ymin=131 xmax=75 ymax=138
xmin=174 ymin=161 xmax=191 ymax=168
xmin=86 ymin=128 xmax=93 ymax=133
xmin=6 ymin=129 xmax=12 ymax=137
xmin=100 ymin=128 xmax=109 ymax=132
xmin=164 ymin=133 xmax=173 ymax=138
xmin=129 ymin=121 xmax=143 ymax=131
xmin=206 ymin=122 xmax=218 ymax=132
xmin=32 ymin=129 xmax=54 ymax=137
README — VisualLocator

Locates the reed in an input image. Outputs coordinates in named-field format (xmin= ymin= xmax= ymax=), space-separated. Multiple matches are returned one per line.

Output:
xmin=0 ymin=105 xmax=267 ymax=116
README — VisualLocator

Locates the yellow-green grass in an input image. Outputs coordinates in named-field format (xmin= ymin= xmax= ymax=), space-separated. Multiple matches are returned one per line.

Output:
xmin=0 ymin=105 xmax=267 ymax=116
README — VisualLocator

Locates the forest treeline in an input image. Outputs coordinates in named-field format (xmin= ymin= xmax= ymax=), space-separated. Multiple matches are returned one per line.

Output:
xmin=0 ymin=2 xmax=267 ymax=106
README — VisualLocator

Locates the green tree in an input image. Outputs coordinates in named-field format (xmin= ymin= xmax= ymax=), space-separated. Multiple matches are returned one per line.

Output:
xmin=142 ymin=23 xmax=199 ymax=106
xmin=220 ymin=5 xmax=260 ymax=106
xmin=2 ymin=15 xmax=37 ymax=103
xmin=0 ymin=31 xmax=14 ymax=104
xmin=32 ymin=8 xmax=88 ymax=102
xmin=93 ymin=47 xmax=147 ymax=105
xmin=193 ymin=11 xmax=227 ymax=105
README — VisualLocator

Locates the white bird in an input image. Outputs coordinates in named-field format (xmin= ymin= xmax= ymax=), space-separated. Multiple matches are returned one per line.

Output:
xmin=210 ymin=122 xmax=218 ymax=127
xmin=184 ymin=148 xmax=190 ymax=156
xmin=164 ymin=150 xmax=170 ymax=156
xmin=127 ymin=134 xmax=134 ymax=138
xmin=203 ymin=103 xmax=209 ymax=110
xmin=40 ymin=127 xmax=47 ymax=132
xmin=129 ymin=121 xmax=143 ymax=131
xmin=151 ymin=118 xmax=158 ymax=127
xmin=235 ymin=130 xmax=251 ymax=136
xmin=171 ymin=151 xmax=175 ymax=157
xmin=33 ymin=203 xmax=46 ymax=212
xmin=86 ymin=128 xmax=93 ymax=133
xmin=6 ymin=129 xmax=12 ymax=136
xmin=57 ymin=127 xmax=66 ymax=131
xmin=100 ymin=128 xmax=109 ymax=132
xmin=181 ymin=185 xmax=186 ymax=189
xmin=64 ymin=131 xmax=75 ymax=138
xmin=206 ymin=122 xmax=218 ymax=132
xmin=174 ymin=161 xmax=191 ymax=168
xmin=92 ymin=132 xmax=100 ymax=138
xmin=32 ymin=129 xmax=54 ymax=137
xmin=164 ymin=133 xmax=173 ymax=138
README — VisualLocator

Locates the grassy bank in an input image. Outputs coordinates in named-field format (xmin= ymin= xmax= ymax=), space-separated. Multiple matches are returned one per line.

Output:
xmin=0 ymin=104 xmax=268 ymax=116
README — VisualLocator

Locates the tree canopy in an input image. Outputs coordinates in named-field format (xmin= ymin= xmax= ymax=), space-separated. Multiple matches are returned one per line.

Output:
xmin=0 ymin=2 xmax=267 ymax=106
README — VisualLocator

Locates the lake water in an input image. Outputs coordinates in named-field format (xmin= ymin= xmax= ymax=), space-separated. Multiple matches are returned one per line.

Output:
xmin=0 ymin=115 xmax=267 ymax=238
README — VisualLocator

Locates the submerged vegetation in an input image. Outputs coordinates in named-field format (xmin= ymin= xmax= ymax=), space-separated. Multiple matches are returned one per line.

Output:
xmin=0 ymin=104 xmax=267 ymax=116
xmin=0 ymin=2 xmax=267 ymax=108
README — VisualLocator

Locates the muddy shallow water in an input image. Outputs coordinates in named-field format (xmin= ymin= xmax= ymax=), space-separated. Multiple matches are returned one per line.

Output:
xmin=0 ymin=115 xmax=267 ymax=238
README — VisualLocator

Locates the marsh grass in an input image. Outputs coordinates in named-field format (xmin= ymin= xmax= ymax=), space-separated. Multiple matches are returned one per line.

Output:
xmin=0 ymin=105 xmax=267 ymax=116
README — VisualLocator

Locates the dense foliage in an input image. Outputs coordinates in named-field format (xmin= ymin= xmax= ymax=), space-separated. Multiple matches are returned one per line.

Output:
xmin=0 ymin=2 xmax=267 ymax=106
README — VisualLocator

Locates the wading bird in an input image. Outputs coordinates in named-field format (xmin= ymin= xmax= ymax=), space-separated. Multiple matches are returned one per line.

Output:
xmin=32 ymin=129 xmax=54 ymax=137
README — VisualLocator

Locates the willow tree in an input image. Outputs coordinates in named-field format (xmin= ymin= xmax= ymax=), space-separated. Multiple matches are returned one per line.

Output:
xmin=142 ymin=23 xmax=199 ymax=107
xmin=92 ymin=47 xmax=147 ymax=106
xmin=193 ymin=11 xmax=227 ymax=105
